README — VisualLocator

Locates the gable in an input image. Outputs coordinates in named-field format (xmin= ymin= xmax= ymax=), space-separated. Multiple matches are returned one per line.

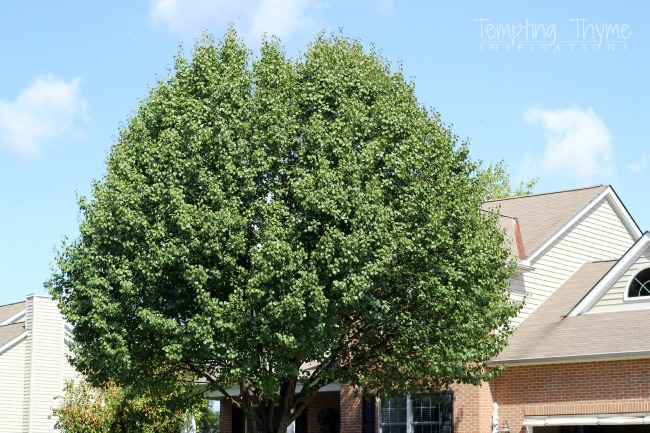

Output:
xmin=508 ymin=196 xmax=637 ymax=326
xmin=483 ymin=185 xmax=608 ymax=259
xmin=569 ymin=232 xmax=650 ymax=316
xmin=586 ymin=240 xmax=650 ymax=314
xmin=483 ymin=185 xmax=641 ymax=266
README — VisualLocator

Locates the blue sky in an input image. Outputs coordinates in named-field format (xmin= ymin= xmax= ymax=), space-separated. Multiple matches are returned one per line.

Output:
xmin=0 ymin=1 xmax=648 ymax=305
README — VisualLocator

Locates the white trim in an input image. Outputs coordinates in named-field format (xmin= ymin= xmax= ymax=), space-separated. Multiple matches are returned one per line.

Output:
xmin=515 ymin=262 xmax=535 ymax=272
xmin=568 ymin=232 xmax=650 ymax=317
xmin=524 ymin=413 xmax=650 ymax=427
xmin=0 ymin=308 xmax=26 ymax=326
xmin=488 ymin=349 xmax=650 ymax=366
xmin=0 ymin=330 xmax=27 ymax=356
xmin=607 ymin=185 xmax=643 ymax=240
xmin=523 ymin=187 xmax=642 ymax=265
xmin=206 ymin=382 xmax=341 ymax=398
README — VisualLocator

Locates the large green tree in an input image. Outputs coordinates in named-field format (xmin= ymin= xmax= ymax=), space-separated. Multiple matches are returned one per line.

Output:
xmin=53 ymin=30 xmax=520 ymax=433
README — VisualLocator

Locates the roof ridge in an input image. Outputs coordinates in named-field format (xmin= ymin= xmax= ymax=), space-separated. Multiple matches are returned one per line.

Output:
xmin=483 ymin=184 xmax=607 ymax=203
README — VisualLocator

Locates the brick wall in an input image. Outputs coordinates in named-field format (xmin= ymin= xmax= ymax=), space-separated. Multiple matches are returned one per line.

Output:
xmin=490 ymin=359 xmax=650 ymax=433
xmin=220 ymin=398 xmax=233 ymax=433
xmin=338 ymin=382 xmax=495 ymax=433
xmin=220 ymin=361 xmax=650 ymax=433
xmin=308 ymin=391 xmax=341 ymax=433
xmin=339 ymin=384 xmax=362 ymax=433
xmin=451 ymin=382 xmax=494 ymax=433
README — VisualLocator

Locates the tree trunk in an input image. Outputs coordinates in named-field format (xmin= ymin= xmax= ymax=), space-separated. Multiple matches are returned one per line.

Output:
xmin=241 ymin=399 xmax=305 ymax=433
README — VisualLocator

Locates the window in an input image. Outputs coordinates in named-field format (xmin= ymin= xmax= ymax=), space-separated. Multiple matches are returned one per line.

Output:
xmin=626 ymin=267 xmax=650 ymax=299
xmin=379 ymin=392 xmax=453 ymax=433
xmin=379 ymin=396 xmax=408 ymax=433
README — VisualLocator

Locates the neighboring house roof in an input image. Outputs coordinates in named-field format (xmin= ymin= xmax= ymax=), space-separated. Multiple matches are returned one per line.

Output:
xmin=482 ymin=185 xmax=641 ymax=263
xmin=0 ymin=322 xmax=26 ymax=349
xmin=0 ymin=301 xmax=26 ymax=324
xmin=491 ymin=259 xmax=650 ymax=365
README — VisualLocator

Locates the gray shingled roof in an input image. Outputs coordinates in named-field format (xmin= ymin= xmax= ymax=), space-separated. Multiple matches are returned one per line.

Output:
xmin=0 ymin=322 xmax=25 ymax=348
xmin=491 ymin=260 xmax=650 ymax=364
xmin=482 ymin=185 xmax=608 ymax=260
xmin=0 ymin=301 xmax=25 ymax=324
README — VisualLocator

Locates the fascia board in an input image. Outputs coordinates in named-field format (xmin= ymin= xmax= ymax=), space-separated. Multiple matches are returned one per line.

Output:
xmin=607 ymin=185 xmax=643 ymax=240
xmin=488 ymin=348 xmax=650 ymax=367
xmin=205 ymin=382 xmax=342 ymax=398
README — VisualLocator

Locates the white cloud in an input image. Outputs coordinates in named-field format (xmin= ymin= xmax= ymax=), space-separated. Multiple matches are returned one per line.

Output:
xmin=0 ymin=75 xmax=89 ymax=159
xmin=250 ymin=0 xmax=316 ymax=42
xmin=627 ymin=154 xmax=650 ymax=174
xmin=149 ymin=0 xmax=254 ymax=35
xmin=149 ymin=0 xmax=319 ymax=43
xmin=376 ymin=0 xmax=394 ymax=15
xmin=523 ymin=106 xmax=614 ymax=181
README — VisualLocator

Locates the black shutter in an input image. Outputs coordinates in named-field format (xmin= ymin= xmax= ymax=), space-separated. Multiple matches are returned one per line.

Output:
xmin=362 ymin=394 xmax=376 ymax=433
xmin=296 ymin=408 xmax=308 ymax=433
xmin=233 ymin=406 xmax=245 ymax=433
xmin=440 ymin=391 xmax=453 ymax=433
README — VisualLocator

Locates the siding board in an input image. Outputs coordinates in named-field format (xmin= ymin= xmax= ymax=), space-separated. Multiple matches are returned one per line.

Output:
xmin=0 ymin=338 xmax=26 ymax=432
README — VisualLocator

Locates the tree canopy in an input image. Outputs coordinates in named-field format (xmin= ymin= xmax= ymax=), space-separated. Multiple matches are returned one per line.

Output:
xmin=478 ymin=159 xmax=537 ymax=201
xmin=53 ymin=30 xmax=521 ymax=433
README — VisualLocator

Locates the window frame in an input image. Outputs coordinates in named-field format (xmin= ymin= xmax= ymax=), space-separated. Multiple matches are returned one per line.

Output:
xmin=624 ymin=266 xmax=650 ymax=302
xmin=378 ymin=394 xmax=442 ymax=433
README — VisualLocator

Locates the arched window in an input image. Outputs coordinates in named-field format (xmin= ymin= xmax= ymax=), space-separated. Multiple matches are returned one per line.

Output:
xmin=627 ymin=268 xmax=650 ymax=298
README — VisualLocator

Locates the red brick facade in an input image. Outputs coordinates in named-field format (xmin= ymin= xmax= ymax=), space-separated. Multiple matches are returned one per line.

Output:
xmin=219 ymin=359 xmax=650 ymax=433
xmin=220 ymin=398 xmax=233 ymax=433
xmin=451 ymin=382 xmax=494 ymax=433
xmin=308 ymin=391 xmax=341 ymax=433
xmin=339 ymin=385 xmax=363 ymax=433
xmin=488 ymin=359 xmax=650 ymax=432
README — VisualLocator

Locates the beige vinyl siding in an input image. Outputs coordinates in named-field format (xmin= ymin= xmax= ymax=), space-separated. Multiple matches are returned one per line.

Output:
xmin=590 ymin=250 xmax=650 ymax=313
xmin=0 ymin=337 xmax=26 ymax=432
xmin=26 ymin=295 xmax=70 ymax=433
xmin=0 ymin=295 xmax=77 ymax=433
xmin=511 ymin=198 xmax=635 ymax=326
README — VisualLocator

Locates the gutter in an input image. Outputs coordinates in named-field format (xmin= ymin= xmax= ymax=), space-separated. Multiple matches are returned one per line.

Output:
xmin=488 ymin=349 xmax=650 ymax=367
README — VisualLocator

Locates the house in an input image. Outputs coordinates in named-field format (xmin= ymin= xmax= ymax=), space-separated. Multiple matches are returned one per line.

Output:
xmin=0 ymin=294 xmax=78 ymax=433
xmin=218 ymin=185 xmax=650 ymax=433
